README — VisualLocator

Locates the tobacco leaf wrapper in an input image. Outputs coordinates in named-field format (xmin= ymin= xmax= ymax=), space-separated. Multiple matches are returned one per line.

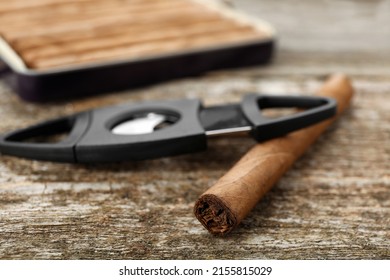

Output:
xmin=194 ymin=74 xmax=354 ymax=236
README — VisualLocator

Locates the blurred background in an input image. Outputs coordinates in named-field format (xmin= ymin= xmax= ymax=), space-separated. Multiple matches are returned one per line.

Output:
xmin=232 ymin=0 xmax=389 ymax=53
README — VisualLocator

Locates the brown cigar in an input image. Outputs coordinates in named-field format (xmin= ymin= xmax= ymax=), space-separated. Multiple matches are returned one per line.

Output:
xmin=194 ymin=74 xmax=354 ymax=236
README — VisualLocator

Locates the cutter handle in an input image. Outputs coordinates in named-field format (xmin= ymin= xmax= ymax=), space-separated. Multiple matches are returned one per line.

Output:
xmin=0 ymin=112 xmax=90 ymax=162
xmin=242 ymin=94 xmax=337 ymax=142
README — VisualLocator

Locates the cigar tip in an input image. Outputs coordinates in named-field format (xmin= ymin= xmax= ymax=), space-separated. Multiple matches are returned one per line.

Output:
xmin=325 ymin=73 xmax=353 ymax=89
xmin=194 ymin=194 xmax=237 ymax=236
xmin=320 ymin=73 xmax=354 ymax=103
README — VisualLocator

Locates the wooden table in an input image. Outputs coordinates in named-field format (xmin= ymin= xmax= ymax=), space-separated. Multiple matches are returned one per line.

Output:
xmin=0 ymin=0 xmax=389 ymax=259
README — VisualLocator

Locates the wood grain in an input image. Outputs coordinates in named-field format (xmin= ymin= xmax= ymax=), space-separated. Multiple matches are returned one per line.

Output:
xmin=0 ymin=0 xmax=389 ymax=259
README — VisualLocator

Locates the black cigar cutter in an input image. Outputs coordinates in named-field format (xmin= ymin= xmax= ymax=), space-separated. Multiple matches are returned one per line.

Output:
xmin=0 ymin=94 xmax=336 ymax=163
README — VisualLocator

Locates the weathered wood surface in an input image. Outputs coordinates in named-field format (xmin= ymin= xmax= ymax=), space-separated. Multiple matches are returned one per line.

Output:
xmin=0 ymin=0 xmax=389 ymax=259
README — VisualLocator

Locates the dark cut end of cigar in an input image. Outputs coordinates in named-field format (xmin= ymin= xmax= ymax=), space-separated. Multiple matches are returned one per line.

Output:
xmin=194 ymin=194 xmax=237 ymax=236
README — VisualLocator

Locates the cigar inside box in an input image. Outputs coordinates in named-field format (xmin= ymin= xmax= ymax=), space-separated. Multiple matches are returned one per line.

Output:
xmin=0 ymin=0 xmax=273 ymax=70
xmin=0 ymin=0 xmax=275 ymax=101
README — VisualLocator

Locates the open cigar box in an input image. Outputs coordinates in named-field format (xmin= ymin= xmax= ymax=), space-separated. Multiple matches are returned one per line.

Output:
xmin=0 ymin=0 xmax=276 ymax=102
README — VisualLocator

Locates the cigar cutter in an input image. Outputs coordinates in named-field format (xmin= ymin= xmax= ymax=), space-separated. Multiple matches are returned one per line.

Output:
xmin=0 ymin=94 xmax=336 ymax=163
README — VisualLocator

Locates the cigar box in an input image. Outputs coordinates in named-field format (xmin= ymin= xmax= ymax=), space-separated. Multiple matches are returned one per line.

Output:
xmin=0 ymin=0 xmax=276 ymax=102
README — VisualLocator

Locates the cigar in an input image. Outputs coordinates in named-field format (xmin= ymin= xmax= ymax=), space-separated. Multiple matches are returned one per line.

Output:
xmin=194 ymin=74 xmax=354 ymax=236
xmin=28 ymin=28 xmax=262 ymax=69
